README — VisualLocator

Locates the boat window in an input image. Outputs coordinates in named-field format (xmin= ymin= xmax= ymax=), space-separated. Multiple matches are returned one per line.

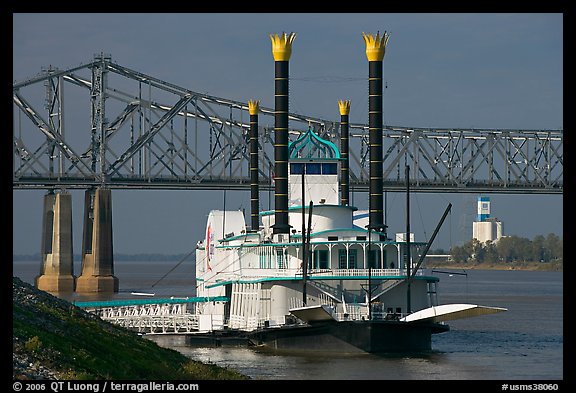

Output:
xmin=321 ymin=163 xmax=337 ymax=174
xmin=349 ymin=249 xmax=357 ymax=269
xmin=368 ymin=249 xmax=381 ymax=269
xmin=338 ymin=249 xmax=357 ymax=269
xmin=313 ymin=249 xmax=329 ymax=269
xmin=338 ymin=249 xmax=347 ymax=269
xmin=290 ymin=163 xmax=304 ymax=175
xmin=306 ymin=163 xmax=322 ymax=174
xmin=291 ymin=162 xmax=337 ymax=175
xmin=328 ymin=236 xmax=338 ymax=241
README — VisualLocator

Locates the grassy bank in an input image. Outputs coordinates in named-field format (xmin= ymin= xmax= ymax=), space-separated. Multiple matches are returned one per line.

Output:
xmin=12 ymin=277 xmax=249 ymax=380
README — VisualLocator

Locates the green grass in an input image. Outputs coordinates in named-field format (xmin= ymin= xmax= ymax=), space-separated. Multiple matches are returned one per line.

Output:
xmin=13 ymin=277 xmax=248 ymax=380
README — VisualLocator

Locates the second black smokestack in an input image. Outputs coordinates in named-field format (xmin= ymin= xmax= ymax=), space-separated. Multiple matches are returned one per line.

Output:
xmin=339 ymin=100 xmax=351 ymax=206
xmin=248 ymin=100 xmax=260 ymax=232
xmin=362 ymin=31 xmax=390 ymax=233
xmin=270 ymin=32 xmax=296 ymax=236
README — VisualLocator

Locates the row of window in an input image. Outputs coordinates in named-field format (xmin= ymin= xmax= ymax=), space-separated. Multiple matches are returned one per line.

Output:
xmin=290 ymin=162 xmax=338 ymax=175
xmin=258 ymin=248 xmax=390 ymax=270
xmin=313 ymin=249 xmax=387 ymax=269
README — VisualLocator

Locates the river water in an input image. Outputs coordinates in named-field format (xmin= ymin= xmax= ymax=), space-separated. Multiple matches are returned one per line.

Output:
xmin=13 ymin=260 xmax=563 ymax=380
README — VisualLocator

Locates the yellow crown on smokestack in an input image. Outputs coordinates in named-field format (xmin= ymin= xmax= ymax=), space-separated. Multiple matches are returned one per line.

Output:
xmin=248 ymin=100 xmax=260 ymax=115
xmin=362 ymin=31 xmax=390 ymax=61
xmin=270 ymin=32 xmax=296 ymax=61
xmin=338 ymin=100 xmax=351 ymax=116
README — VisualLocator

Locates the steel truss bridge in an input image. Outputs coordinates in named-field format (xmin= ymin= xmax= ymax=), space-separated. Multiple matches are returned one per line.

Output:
xmin=13 ymin=54 xmax=563 ymax=194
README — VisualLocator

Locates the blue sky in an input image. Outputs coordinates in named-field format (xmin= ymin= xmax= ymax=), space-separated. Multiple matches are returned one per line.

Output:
xmin=12 ymin=13 xmax=563 ymax=255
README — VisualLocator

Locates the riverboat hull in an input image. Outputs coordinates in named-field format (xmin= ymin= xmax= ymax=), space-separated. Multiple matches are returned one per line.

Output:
xmin=246 ymin=320 xmax=450 ymax=353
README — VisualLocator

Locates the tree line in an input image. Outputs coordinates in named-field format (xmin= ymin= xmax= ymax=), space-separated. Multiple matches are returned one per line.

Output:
xmin=447 ymin=233 xmax=562 ymax=265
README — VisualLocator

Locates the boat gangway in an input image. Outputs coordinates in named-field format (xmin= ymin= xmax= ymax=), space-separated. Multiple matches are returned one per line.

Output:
xmin=75 ymin=296 xmax=228 ymax=334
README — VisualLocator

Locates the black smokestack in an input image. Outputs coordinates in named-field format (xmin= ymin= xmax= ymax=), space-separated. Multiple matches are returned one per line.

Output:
xmin=363 ymin=31 xmax=390 ymax=232
xmin=248 ymin=100 xmax=260 ymax=232
xmin=270 ymin=32 xmax=296 ymax=235
xmin=339 ymin=100 xmax=351 ymax=206
xmin=368 ymin=60 xmax=383 ymax=230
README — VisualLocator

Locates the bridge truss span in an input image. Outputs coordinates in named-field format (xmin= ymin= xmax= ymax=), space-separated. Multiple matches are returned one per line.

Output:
xmin=13 ymin=54 xmax=563 ymax=194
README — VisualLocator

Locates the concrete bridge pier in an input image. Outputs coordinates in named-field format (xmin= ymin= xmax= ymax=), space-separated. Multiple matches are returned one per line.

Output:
xmin=76 ymin=187 xmax=119 ymax=293
xmin=35 ymin=191 xmax=76 ymax=293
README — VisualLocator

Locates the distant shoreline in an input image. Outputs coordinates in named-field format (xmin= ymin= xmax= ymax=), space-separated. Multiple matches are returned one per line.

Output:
xmin=425 ymin=261 xmax=562 ymax=272
xmin=13 ymin=253 xmax=192 ymax=262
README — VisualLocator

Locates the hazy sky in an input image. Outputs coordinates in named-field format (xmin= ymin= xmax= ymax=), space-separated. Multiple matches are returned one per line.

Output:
xmin=12 ymin=13 xmax=563 ymax=256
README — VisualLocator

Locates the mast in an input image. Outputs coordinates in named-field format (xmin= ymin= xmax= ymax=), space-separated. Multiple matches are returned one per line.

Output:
xmin=406 ymin=165 xmax=411 ymax=314
xmin=367 ymin=226 xmax=372 ymax=320
xmin=303 ymin=200 xmax=313 ymax=306
xmin=410 ymin=203 xmax=453 ymax=278
xmin=222 ymin=189 xmax=226 ymax=240
xmin=302 ymin=162 xmax=307 ymax=306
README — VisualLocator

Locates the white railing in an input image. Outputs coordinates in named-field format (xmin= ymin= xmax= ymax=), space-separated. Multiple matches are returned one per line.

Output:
xmin=89 ymin=303 xmax=188 ymax=319
xmin=307 ymin=268 xmax=422 ymax=277
xmin=310 ymin=268 xmax=401 ymax=277
xmin=235 ymin=267 xmax=420 ymax=280
xmin=86 ymin=303 xmax=199 ymax=334
xmin=99 ymin=314 xmax=200 ymax=334
xmin=239 ymin=268 xmax=301 ymax=278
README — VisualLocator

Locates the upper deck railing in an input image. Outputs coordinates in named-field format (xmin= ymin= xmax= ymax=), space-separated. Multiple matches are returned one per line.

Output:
xmin=205 ymin=268 xmax=422 ymax=287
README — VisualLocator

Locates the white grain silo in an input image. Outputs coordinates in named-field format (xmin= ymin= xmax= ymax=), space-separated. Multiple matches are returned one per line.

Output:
xmin=472 ymin=196 xmax=503 ymax=243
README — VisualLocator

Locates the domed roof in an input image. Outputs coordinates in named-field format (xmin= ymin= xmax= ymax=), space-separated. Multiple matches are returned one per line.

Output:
xmin=288 ymin=127 xmax=340 ymax=161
